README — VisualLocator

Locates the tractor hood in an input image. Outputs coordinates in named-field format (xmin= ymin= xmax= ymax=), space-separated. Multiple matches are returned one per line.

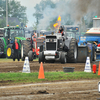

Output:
xmin=15 ymin=37 xmax=26 ymax=40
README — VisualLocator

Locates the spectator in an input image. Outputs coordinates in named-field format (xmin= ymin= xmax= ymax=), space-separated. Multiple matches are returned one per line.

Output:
xmin=12 ymin=39 xmax=20 ymax=61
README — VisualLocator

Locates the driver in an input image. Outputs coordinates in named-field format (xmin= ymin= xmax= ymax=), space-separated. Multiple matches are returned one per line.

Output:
xmin=32 ymin=30 xmax=36 ymax=38
xmin=58 ymin=26 xmax=64 ymax=36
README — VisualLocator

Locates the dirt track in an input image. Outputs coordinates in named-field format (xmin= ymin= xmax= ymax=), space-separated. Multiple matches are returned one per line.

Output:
xmin=0 ymin=80 xmax=100 ymax=100
xmin=0 ymin=61 xmax=100 ymax=100
xmin=0 ymin=61 xmax=99 ymax=72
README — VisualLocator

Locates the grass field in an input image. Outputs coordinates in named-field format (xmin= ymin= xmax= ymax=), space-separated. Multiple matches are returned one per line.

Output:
xmin=0 ymin=58 xmax=14 ymax=62
xmin=0 ymin=71 xmax=100 ymax=85
xmin=0 ymin=58 xmax=38 ymax=62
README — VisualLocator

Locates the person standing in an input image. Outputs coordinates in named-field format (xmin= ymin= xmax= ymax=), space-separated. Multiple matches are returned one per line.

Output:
xmin=12 ymin=39 xmax=20 ymax=61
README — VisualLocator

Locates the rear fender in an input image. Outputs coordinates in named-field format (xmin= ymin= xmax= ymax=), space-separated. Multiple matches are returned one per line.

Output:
xmin=64 ymin=37 xmax=72 ymax=49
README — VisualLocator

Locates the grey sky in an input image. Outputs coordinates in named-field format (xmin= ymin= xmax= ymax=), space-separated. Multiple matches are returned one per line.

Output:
xmin=17 ymin=0 xmax=100 ymax=30
xmin=17 ymin=0 xmax=57 ymax=27
xmin=17 ymin=0 xmax=42 ymax=27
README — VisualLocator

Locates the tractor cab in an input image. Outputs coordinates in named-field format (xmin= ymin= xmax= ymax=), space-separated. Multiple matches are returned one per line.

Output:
xmin=4 ymin=25 xmax=25 ymax=44
xmin=63 ymin=25 xmax=80 ymax=40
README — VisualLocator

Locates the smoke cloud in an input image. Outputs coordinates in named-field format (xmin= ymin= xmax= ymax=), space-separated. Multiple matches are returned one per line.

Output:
xmin=37 ymin=0 xmax=100 ymax=30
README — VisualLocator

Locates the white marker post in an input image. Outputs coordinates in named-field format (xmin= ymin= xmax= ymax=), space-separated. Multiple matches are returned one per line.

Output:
xmin=22 ymin=57 xmax=30 ymax=73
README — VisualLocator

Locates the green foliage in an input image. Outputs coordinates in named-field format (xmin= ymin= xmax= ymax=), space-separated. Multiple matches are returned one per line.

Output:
xmin=8 ymin=0 xmax=28 ymax=24
xmin=0 ymin=0 xmax=27 ymax=27
xmin=0 ymin=17 xmax=6 ymax=28
xmin=33 ymin=22 xmax=38 ymax=30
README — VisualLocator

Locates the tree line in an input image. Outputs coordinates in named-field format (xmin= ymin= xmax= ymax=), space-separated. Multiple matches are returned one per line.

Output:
xmin=0 ymin=0 xmax=27 ymax=28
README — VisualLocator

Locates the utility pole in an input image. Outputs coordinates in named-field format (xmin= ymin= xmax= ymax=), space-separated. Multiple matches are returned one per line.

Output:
xmin=6 ymin=0 xmax=8 ymax=26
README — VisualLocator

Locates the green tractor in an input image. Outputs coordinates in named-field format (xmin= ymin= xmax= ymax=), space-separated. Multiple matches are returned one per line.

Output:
xmin=0 ymin=25 xmax=33 ymax=61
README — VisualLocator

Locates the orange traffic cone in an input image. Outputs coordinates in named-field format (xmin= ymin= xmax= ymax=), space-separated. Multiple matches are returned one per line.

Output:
xmin=38 ymin=62 xmax=45 ymax=79
xmin=98 ymin=61 xmax=100 ymax=75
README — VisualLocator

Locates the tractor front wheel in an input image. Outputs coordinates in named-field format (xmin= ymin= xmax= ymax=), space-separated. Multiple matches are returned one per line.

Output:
xmin=60 ymin=52 xmax=67 ymax=64
xmin=6 ymin=44 xmax=14 ymax=58
xmin=28 ymin=51 xmax=34 ymax=61
xmin=39 ymin=52 xmax=44 ymax=63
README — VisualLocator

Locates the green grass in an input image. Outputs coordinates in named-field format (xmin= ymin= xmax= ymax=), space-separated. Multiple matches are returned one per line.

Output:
xmin=0 ymin=58 xmax=38 ymax=62
xmin=0 ymin=58 xmax=14 ymax=62
xmin=0 ymin=71 xmax=100 ymax=85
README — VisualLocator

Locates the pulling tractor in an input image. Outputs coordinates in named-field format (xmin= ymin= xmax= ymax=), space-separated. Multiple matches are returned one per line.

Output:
xmin=78 ymin=28 xmax=100 ymax=62
xmin=38 ymin=32 xmax=78 ymax=63
xmin=78 ymin=17 xmax=100 ymax=62
xmin=26 ymin=31 xmax=45 ymax=60
xmin=0 ymin=25 xmax=35 ymax=61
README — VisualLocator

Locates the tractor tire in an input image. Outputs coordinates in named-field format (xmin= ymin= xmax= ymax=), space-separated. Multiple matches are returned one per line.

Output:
xmin=6 ymin=44 xmax=14 ymax=58
xmin=21 ymin=40 xmax=31 ymax=61
xmin=38 ymin=52 xmax=44 ymax=63
xmin=40 ymin=45 xmax=43 ymax=52
xmin=0 ymin=39 xmax=6 ymax=58
xmin=92 ymin=46 xmax=96 ymax=61
xmin=67 ymin=38 xmax=78 ymax=63
xmin=28 ymin=51 xmax=33 ymax=61
xmin=77 ymin=46 xmax=88 ymax=63
xmin=60 ymin=52 xmax=67 ymax=64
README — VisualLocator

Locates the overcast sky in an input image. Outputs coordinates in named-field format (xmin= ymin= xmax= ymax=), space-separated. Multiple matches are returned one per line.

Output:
xmin=17 ymin=0 xmax=57 ymax=27
xmin=16 ymin=0 xmax=100 ymax=29
xmin=17 ymin=0 xmax=42 ymax=27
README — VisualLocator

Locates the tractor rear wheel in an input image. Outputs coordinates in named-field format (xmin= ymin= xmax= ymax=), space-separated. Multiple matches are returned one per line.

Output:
xmin=0 ymin=39 xmax=6 ymax=58
xmin=67 ymin=38 xmax=78 ymax=63
xmin=21 ymin=40 xmax=31 ymax=61
xmin=6 ymin=44 xmax=14 ymax=58
xmin=77 ymin=46 xmax=88 ymax=63
xmin=92 ymin=46 xmax=96 ymax=61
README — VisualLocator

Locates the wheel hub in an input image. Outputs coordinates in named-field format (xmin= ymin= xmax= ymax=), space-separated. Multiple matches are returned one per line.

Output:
xmin=7 ymin=48 xmax=11 ymax=57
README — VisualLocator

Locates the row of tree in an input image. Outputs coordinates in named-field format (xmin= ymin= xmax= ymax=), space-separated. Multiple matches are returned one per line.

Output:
xmin=0 ymin=0 xmax=27 ymax=28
